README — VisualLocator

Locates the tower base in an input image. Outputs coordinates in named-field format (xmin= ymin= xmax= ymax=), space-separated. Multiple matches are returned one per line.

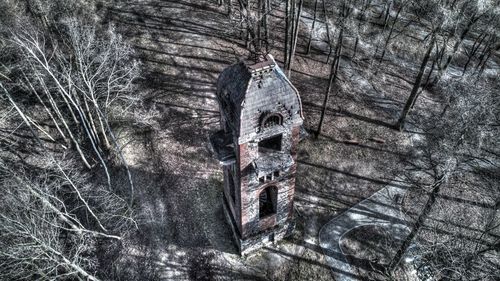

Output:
xmin=222 ymin=196 xmax=295 ymax=256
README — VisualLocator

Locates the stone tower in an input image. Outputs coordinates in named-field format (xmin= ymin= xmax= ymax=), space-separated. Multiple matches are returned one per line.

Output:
xmin=210 ymin=54 xmax=303 ymax=255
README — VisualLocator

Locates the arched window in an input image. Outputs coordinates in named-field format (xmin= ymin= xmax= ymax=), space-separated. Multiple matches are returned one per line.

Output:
xmin=259 ymin=186 xmax=277 ymax=218
xmin=262 ymin=113 xmax=283 ymax=129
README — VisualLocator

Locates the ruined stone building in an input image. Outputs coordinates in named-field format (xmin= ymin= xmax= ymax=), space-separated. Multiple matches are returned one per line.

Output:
xmin=210 ymin=54 xmax=303 ymax=255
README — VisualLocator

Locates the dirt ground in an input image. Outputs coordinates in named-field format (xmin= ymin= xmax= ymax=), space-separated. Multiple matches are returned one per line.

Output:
xmin=92 ymin=0 xmax=475 ymax=280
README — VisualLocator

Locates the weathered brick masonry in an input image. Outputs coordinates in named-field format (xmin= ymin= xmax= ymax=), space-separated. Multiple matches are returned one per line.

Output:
xmin=210 ymin=54 xmax=303 ymax=255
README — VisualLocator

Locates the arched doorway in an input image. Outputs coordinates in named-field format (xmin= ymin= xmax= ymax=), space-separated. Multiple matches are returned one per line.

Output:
xmin=259 ymin=186 xmax=277 ymax=218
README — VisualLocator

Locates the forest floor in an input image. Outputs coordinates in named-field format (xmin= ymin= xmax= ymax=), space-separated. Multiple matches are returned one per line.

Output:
xmin=92 ymin=0 xmax=498 ymax=280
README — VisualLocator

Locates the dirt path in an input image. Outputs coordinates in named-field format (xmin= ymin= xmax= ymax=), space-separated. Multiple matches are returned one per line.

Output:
xmin=319 ymin=182 xmax=411 ymax=281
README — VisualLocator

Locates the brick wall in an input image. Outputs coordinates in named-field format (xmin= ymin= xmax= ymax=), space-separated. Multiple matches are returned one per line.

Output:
xmin=216 ymin=58 xmax=303 ymax=251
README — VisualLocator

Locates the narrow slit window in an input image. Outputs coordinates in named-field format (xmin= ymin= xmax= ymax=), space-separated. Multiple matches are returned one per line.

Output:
xmin=228 ymin=168 xmax=236 ymax=203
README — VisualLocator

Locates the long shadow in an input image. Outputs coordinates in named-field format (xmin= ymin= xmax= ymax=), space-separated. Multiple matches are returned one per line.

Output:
xmin=142 ymin=71 xmax=216 ymax=89
xmin=108 ymin=8 xmax=243 ymax=48
xmin=273 ymin=57 xmax=328 ymax=80
xmin=138 ymin=55 xmax=222 ymax=77
xmin=146 ymin=87 xmax=217 ymax=101
xmin=155 ymin=101 xmax=219 ymax=114
xmin=123 ymin=0 xmax=225 ymax=14
xmin=426 ymin=216 xmax=500 ymax=239
xmin=109 ymin=5 xmax=224 ymax=33
xmin=139 ymin=39 xmax=240 ymax=59
xmin=435 ymin=193 xmax=497 ymax=210
xmin=263 ymin=246 xmax=366 ymax=278
xmin=298 ymin=182 xmax=364 ymax=202
xmin=298 ymin=160 xmax=409 ymax=189
xmin=419 ymin=222 xmax=494 ymax=247
xmin=320 ymin=134 xmax=409 ymax=158
xmin=134 ymin=45 xmax=233 ymax=66
xmin=338 ymin=108 xmax=397 ymax=130
xmin=295 ymin=177 xmax=366 ymax=213
xmin=301 ymin=101 xmax=397 ymax=130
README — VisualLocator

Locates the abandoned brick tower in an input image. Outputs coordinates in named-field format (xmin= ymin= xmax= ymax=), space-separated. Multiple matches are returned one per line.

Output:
xmin=210 ymin=54 xmax=303 ymax=254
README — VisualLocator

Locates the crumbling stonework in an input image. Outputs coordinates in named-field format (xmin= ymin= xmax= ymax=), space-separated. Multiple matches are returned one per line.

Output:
xmin=210 ymin=54 xmax=303 ymax=255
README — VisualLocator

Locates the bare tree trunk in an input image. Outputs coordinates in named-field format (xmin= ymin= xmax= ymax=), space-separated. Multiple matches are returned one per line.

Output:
xmin=474 ymin=40 xmax=490 ymax=72
xmin=287 ymin=0 xmax=303 ymax=77
xmin=96 ymin=106 xmax=136 ymax=203
xmin=322 ymin=0 xmax=332 ymax=63
xmin=352 ymin=0 xmax=368 ymax=60
xmin=422 ymin=45 xmax=437 ymax=89
xmin=70 ymin=89 xmax=112 ymax=187
xmin=286 ymin=0 xmax=296 ymax=70
xmin=8 ymin=20 xmax=138 ymax=206
xmin=24 ymin=0 xmax=49 ymax=29
xmin=239 ymin=0 xmax=250 ymax=49
xmin=396 ymin=34 xmax=436 ymax=131
xmin=390 ymin=176 xmax=445 ymax=270
xmin=2 ymin=81 xmax=110 ymax=203
xmin=264 ymin=0 xmax=270 ymax=52
xmin=352 ymin=37 xmax=359 ymax=59
xmin=284 ymin=0 xmax=290 ymax=68
xmin=257 ymin=0 xmax=262 ymax=51
xmin=474 ymin=36 xmax=497 ymax=77
xmin=32 ymin=71 xmax=93 ymax=168
xmin=38 ymin=78 xmax=92 ymax=168
xmin=80 ymin=92 xmax=101 ymax=146
xmin=476 ymin=49 xmax=492 ymax=79
xmin=410 ymin=44 xmax=438 ymax=110
xmin=316 ymin=28 xmax=343 ymax=138
xmin=50 ymin=248 xmax=101 ymax=281
xmin=378 ymin=2 xmax=403 ymax=65
xmin=25 ymin=78 xmax=68 ymax=145
xmin=382 ymin=0 xmax=392 ymax=26
xmin=435 ymin=14 xmax=479 ymax=81
xmin=462 ymin=32 xmax=487 ymax=75
xmin=371 ymin=0 xmax=394 ymax=73
xmin=306 ymin=0 xmax=319 ymax=55
xmin=435 ymin=36 xmax=448 ymax=68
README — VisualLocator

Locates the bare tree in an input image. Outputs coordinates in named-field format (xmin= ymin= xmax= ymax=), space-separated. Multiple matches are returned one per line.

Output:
xmin=236 ymin=0 xmax=274 ymax=58
xmin=305 ymin=0 xmax=319 ymax=55
xmin=462 ymin=31 xmax=489 ymax=75
xmin=392 ymin=76 xmax=500 ymax=278
xmin=315 ymin=0 xmax=351 ymax=137
xmin=396 ymin=31 xmax=436 ymax=131
xmin=3 ymin=18 xmax=138 ymax=196
xmin=286 ymin=0 xmax=303 ymax=77
xmin=322 ymin=0 xmax=333 ymax=63
xmin=377 ymin=0 xmax=408 ymax=67
xmin=431 ymin=1 xmax=487 ymax=82
xmin=0 ymin=156 xmax=136 ymax=281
